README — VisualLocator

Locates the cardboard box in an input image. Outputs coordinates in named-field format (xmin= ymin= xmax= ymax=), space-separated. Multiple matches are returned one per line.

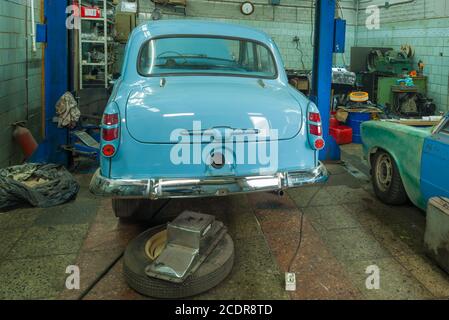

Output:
xmin=289 ymin=77 xmax=309 ymax=92
xmin=115 ymin=13 xmax=136 ymax=43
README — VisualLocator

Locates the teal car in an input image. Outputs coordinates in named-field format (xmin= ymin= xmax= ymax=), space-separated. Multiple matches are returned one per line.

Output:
xmin=362 ymin=114 xmax=449 ymax=210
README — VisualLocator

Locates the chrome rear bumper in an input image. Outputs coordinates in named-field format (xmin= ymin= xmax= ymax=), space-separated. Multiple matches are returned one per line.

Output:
xmin=89 ymin=162 xmax=328 ymax=199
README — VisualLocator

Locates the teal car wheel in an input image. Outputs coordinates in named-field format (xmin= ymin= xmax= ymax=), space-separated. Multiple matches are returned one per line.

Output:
xmin=372 ymin=151 xmax=408 ymax=205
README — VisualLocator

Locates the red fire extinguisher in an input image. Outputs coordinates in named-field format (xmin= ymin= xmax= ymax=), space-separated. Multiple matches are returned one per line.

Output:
xmin=13 ymin=123 xmax=38 ymax=159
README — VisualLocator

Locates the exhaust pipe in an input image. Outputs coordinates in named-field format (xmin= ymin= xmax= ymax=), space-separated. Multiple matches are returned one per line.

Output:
xmin=269 ymin=190 xmax=285 ymax=197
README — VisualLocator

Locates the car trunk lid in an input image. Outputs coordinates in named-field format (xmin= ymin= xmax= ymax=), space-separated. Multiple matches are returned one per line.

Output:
xmin=125 ymin=78 xmax=302 ymax=143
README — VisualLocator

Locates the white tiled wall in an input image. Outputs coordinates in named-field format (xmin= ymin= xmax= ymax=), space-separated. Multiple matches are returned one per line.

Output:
xmin=356 ymin=0 xmax=449 ymax=112
xmin=137 ymin=0 xmax=448 ymax=112
xmin=0 ymin=0 xmax=43 ymax=167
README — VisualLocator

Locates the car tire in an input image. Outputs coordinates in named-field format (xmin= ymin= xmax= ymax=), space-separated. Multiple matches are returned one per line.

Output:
xmin=123 ymin=225 xmax=234 ymax=299
xmin=372 ymin=151 xmax=408 ymax=205
xmin=112 ymin=199 xmax=168 ymax=220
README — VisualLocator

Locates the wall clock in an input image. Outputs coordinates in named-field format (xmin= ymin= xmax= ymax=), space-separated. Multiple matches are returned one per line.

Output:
xmin=240 ymin=1 xmax=255 ymax=15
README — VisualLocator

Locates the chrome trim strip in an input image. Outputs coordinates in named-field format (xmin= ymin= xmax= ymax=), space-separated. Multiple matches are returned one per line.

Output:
xmin=89 ymin=162 xmax=328 ymax=199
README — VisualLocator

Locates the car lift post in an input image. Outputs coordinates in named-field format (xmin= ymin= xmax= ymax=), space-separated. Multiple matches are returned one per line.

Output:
xmin=29 ymin=0 xmax=70 ymax=166
xmin=310 ymin=0 xmax=342 ymax=161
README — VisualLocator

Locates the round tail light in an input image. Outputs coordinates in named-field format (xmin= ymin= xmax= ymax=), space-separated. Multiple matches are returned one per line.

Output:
xmin=314 ymin=139 xmax=325 ymax=150
xmin=102 ymin=144 xmax=116 ymax=157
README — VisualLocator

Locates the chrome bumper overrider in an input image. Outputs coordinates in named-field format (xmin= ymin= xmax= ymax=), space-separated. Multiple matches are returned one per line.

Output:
xmin=89 ymin=162 xmax=328 ymax=199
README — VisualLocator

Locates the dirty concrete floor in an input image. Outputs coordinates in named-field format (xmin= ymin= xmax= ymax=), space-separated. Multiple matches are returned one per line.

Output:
xmin=1 ymin=144 xmax=449 ymax=300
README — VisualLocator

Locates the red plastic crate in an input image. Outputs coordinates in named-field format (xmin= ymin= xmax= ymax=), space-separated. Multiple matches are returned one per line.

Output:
xmin=330 ymin=125 xmax=352 ymax=145
xmin=330 ymin=117 xmax=339 ymax=128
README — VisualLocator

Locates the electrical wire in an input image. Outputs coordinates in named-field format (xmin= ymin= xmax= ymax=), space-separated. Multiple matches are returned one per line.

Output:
xmin=288 ymin=2 xmax=346 ymax=274
xmin=287 ymin=186 xmax=323 ymax=273
xmin=295 ymin=40 xmax=306 ymax=71
xmin=287 ymin=204 xmax=305 ymax=273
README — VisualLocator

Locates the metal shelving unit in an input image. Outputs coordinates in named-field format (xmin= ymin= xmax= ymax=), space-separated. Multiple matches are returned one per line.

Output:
xmin=78 ymin=0 xmax=116 ymax=89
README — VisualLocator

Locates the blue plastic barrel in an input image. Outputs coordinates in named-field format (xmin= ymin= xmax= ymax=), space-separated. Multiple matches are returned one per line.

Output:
xmin=347 ymin=112 xmax=371 ymax=144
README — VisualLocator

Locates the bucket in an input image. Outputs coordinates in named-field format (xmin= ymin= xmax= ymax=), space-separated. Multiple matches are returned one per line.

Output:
xmin=347 ymin=112 xmax=371 ymax=144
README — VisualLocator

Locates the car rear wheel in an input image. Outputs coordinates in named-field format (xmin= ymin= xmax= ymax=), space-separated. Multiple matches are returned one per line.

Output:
xmin=372 ymin=151 xmax=408 ymax=205
xmin=112 ymin=199 xmax=168 ymax=220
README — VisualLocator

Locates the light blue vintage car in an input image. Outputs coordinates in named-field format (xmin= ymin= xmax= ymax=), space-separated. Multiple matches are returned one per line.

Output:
xmin=90 ymin=20 xmax=328 ymax=218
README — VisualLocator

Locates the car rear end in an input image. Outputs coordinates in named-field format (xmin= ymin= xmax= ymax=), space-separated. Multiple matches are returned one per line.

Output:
xmin=90 ymin=21 xmax=327 ymax=199
xmin=91 ymin=85 xmax=327 ymax=199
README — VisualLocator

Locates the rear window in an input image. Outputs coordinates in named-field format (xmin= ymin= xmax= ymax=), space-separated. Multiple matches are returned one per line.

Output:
xmin=138 ymin=36 xmax=277 ymax=79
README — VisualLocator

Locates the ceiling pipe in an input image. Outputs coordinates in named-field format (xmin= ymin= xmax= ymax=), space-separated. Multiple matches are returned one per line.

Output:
xmin=357 ymin=0 xmax=416 ymax=10
xmin=30 ymin=0 xmax=37 ymax=52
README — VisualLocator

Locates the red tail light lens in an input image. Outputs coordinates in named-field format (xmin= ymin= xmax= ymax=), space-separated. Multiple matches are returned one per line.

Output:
xmin=103 ymin=113 xmax=119 ymax=125
xmin=102 ymin=144 xmax=116 ymax=157
xmin=314 ymin=139 xmax=325 ymax=150
xmin=102 ymin=128 xmax=119 ymax=141
xmin=309 ymin=112 xmax=321 ymax=123
xmin=309 ymin=124 xmax=322 ymax=136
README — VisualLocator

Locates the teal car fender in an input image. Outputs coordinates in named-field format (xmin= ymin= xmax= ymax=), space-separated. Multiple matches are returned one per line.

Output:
xmin=361 ymin=121 xmax=432 ymax=209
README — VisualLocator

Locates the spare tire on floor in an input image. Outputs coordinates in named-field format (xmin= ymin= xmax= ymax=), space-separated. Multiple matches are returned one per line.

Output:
xmin=123 ymin=225 xmax=234 ymax=299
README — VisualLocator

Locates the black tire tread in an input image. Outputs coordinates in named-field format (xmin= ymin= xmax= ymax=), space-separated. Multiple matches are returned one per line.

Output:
xmin=372 ymin=151 xmax=408 ymax=205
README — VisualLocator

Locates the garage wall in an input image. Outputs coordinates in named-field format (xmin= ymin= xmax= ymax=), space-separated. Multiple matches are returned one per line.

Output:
xmin=0 ymin=0 xmax=43 ymax=168
xmin=136 ymin=0 xmax=357 ymax=70
xmin=355 ymin=0 xmax=449 ymax=112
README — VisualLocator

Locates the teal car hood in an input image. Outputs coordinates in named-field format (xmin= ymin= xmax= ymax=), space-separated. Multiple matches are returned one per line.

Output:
xmin=125 ymin=78 xmax=303 ymax=143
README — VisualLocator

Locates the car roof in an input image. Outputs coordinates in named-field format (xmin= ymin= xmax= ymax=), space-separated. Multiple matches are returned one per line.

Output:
xmin=136 ymin=19 xmax=272 ymax=43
